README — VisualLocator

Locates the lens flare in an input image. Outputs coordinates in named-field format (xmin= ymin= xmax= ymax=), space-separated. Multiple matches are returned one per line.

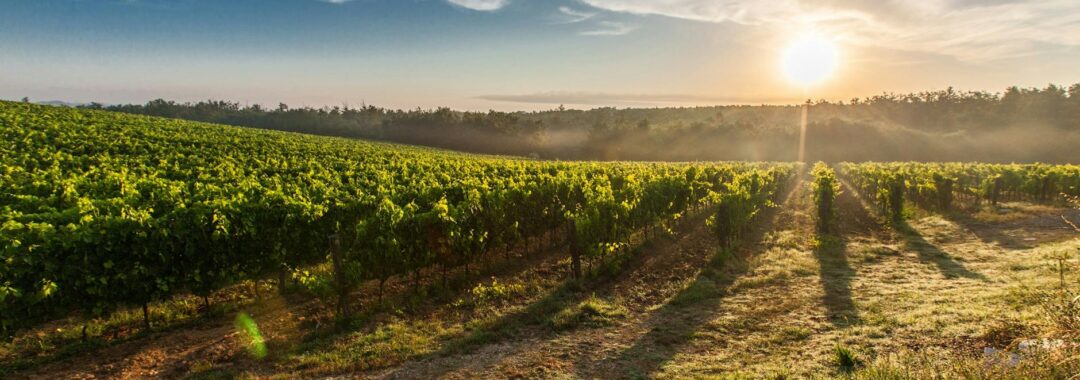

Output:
xmin=234 ymin=312 xmax=267 ymax=359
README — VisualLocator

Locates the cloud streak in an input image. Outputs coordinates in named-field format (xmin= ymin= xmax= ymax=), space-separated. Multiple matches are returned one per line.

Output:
xmin=578 ymin=0 xmax=1080 ymax=61
xmin=446 ymin=0 xmax=509 ymax=11
xmin=478 ymin=91 xmax=795 ymax=105
xmin=555 ymin=6 xmax=596 ymax=24
xmin=581 ymin=21 xmax=636 ymax=36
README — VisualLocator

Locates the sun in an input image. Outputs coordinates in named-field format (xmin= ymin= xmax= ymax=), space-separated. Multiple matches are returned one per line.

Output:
xmin=781 ymin=33 xmax=839 ymax=87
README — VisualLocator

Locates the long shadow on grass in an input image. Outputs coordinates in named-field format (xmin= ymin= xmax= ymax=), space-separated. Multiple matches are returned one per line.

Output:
xmin=592 ymin=249 xmax=749 ymax=379
xmin=359 ymin=279 xmax=585 ymax=379
xmin=810 ymin=182 xmax=889 ymax=327
xmin=376 ymin=211 xmax=717 ymax=379
xmin=591 ymin=179 xmax=803 ymax=378
xmin=813 ymin=234 xmax=861 ymax=326
xmin=894 ymin=220 xmax=987 ymax=281
xmin=941 ymin=211 xmax=1034 ymax=249
xmin=281 ymin=229 xmax=577 ymax=376
xmin=938 ymin=206 xmax=1080 ymax=250
xmin=837 ymin=179 xmax=986 ymax=282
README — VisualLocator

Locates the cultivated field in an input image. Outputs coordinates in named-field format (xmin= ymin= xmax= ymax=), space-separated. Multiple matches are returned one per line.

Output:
xmin=2 ymin=103 xmax=1078 ymax=379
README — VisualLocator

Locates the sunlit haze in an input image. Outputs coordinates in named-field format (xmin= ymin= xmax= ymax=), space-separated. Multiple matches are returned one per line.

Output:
xmin=3 ymin=0 xmax=1080 ymax=110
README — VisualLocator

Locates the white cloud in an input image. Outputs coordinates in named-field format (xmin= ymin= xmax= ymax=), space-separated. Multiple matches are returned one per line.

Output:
xmin=556 ymin=6 xmax=596 ymax=24
xmin=578 ymin=0 xmax=1080 ymax=61
xmin=581 ymin=21 xmax=636 ymax=36
xmin=446 ymin=0 xmax=509 ymax=11
xmin=318 ymin=0 xmax=352 ymax=3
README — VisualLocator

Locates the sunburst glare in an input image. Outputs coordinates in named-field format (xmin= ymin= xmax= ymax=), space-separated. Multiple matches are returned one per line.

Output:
xmin=781 ymin=33 xmax=840 ymax=87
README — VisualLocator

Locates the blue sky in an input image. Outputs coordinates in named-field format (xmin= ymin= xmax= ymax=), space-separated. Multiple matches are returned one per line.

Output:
xmin=3 ymin=0 xmax=1080 ymax=110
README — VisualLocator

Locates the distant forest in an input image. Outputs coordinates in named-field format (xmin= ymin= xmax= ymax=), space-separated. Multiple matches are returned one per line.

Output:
xmin=85 ymin=84 xmax=1080 ymax=163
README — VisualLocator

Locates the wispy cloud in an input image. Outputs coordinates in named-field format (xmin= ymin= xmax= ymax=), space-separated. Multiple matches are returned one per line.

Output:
xmin=581 ymin=21 xmax=636 ymax=36
xmin=117 ymin=0 xmax=192 ymax=9
xmin=446 ymin=0 xmax=509 ymax=12
xmin=319 ymin=0 xmax=352 ymax=3
xmin=555 ymin=6 xmax=596 ymax=24
xmin=578 ymin=0 xmax=1080 ymax=61
xmin=478 ymin=91 xmax=795 ymax=105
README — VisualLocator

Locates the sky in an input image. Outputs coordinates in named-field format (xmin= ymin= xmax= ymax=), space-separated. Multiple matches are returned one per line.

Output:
xmin=3 ymin=0 xmax=1080 ymax=111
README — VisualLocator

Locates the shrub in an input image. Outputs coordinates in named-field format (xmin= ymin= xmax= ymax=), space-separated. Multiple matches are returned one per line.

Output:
xmin=811 ymin=162 xmax=841 ymax=233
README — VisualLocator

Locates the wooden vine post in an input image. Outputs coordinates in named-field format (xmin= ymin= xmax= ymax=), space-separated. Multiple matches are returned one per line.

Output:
xmin=568 ymin=220 xmax=582 ymax=280
xmin=329 ymin=233 xmax=349 ymax=320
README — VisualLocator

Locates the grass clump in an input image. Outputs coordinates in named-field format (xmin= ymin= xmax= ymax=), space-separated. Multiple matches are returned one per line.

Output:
xmin=288 ymin=319 xmax=446 ymax=374
xmin=456 ymin=278 xmax=526 ymax=309
xmin=549 ymin=294 xmax=626 ymax=331
xmin=669 ymin=277 xmax=719 ymax=307
xmin=833 ymin=344 xmax=861 ymax=373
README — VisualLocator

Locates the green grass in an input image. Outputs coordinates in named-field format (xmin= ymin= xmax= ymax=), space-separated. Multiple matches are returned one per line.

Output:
xmin=549 ymin=294 xmax=627 ymax=330
xmin=833 ymin=344 xmax=861 ymax=373
xmin=287 ymin=318 xmax=450 ymax=375
xmin=668 ymin=276 xmax=721 ymax=307
xmin=645 ymin=198 xmax=1080 ymax=378
xmin=852 ymin=348 xmax=1080 ymax=379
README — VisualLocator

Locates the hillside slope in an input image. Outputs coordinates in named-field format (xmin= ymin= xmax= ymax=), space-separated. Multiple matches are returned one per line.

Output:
xmin=1 ymin=102 xmax=794 ymax=376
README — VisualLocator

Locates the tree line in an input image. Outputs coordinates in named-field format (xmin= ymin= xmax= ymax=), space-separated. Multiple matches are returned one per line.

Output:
xmin=79 ymin=83 xmax=1080 ymax=162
